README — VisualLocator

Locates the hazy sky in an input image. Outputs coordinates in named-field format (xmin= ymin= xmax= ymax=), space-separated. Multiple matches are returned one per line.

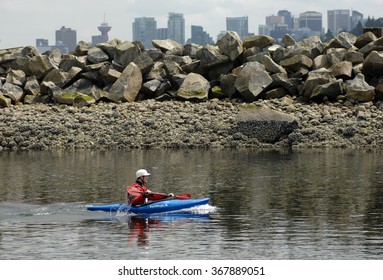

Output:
xmin=1 ymin=0 xmax=382 ymax=49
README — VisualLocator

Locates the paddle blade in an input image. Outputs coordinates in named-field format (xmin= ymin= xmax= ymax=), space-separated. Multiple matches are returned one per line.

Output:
xmin=175 ymin=193 xmax=192 ymax=200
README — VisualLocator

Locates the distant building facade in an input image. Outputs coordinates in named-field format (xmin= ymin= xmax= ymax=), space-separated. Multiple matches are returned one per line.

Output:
xmin=187 ymin=25 xmax=214 ymax=45
xmin=156 ymin=28 xmax=168 ymax=40
xmin=328 ymin=10 xmax=350 ymax=35
xmin=55 ymin=26 xmax=77 ymax=52
xmin=226 ymin=16 xmax=250 ymax=39
xmin=132 ymin=17 xmax=157 ymax=49
xmin=168 ymin=12 xmax=185 ymax=44
xmin=278 ymin=10 xmax=293 ymax=29
xmin=298 ymin=11 xmax=323 ymax=35
xmin=351 ymin=10 xmax=364 ymax=30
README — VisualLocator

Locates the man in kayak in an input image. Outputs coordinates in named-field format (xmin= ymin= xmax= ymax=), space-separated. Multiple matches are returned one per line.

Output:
xmin=126 ymin=169 xmax=174 ymax=206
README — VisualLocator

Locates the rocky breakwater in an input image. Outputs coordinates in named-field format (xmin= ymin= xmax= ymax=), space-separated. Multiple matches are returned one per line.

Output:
xmin=1 ymin=30 xmax=383 ymax=151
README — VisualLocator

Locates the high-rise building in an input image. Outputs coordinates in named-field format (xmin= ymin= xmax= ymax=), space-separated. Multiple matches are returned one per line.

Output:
xmin=265 ymin=15 xmax=284 ymax=29
xmin=55 ymin=26 xmax=77 ymax=52
xmin=226 ymin=16 xmax=249 ymax=39
xmin=132 ymin=17 xmax=157 ymax=49
xmin=298 ymin=11 xmax=322 ymax=33
xmin=328 ymin=10 xmax=351 ymax=35
xmin=92 ymin=19 xmax=112 ymax=45
xmin=188 ymin=25 xmax=214 ymax=45
xmin=278 ymin=10 xmax=293 ymax=29
xmin=168 ymin=12 xmax=185 ymax=44
xmin=351 ymin=10 xmax=364 ymax=30
xmin=156 ymin=28 xmax=168 ymax=40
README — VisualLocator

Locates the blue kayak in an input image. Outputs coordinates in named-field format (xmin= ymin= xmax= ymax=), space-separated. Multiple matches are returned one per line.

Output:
xmin=87 ymin=198 xmax=209 ymax=214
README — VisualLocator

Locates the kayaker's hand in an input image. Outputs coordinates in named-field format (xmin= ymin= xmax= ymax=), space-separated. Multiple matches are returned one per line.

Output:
xmin=168 ymin=193 xmax=174 ymax=197
xmin=144 ymin=190 xmax=152 ymax=197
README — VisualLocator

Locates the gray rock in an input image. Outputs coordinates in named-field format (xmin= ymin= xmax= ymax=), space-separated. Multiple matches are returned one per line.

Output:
xmin=354 ymin=32 xmax=377 ymax=49
xmin=359 ymin=37 xmax=383 ymax=57
xmin=176 ymin=73 xmax=210 ymax=100
xmin=59 ymin=55 xmax=85 ymax=72
xmin=329 ymin=61 xmax=353 ymax=79
xmin=134 ymin=52 xmax=155 ymax=74
xmin=279 ymin=54 xmax=313 ymax=74
xmin=107 ymin=62 xmax=142 ymax=102
xmin=114 ymin=41 xmax=141 ymax=68
xmin=24 ymin=76 xmax=40 ymax=96
xmin=87 ymin=47 xmax=109 ymax=64
xmin=183 ymin=44 xmax=202 ymax=59
xmin=75 ymin=40 xmax=92 ymax=56
xmin=152 ymin=39 xmax=183 ymax=54
xmin=236 ymin=106 xmax=299 ymax=143
xmin=301 ymin=69 xmax=336 ymax=100
xmin=216 ymin=31 xmax=243 ymax=61
xmin=344 ymin=73 xmax=375 ymax=102
xmin=29 ymin=55 xmax=57 ymax=79
xmin=243 ymin=35 xmax=275 ymax=49
xmin=263 ymin=55 xmax=287 ymax=74
xmin=42 ymin=69 xmax=69 ymax=88
xmin=234 ymin=62 xmax=273 ymax=101
xmin=311 ymin=80 xmax=344 ymax=101
xmin=0 ymin=94 xmax=12 ymax=107
xmin=196 ymin=44 xmax=230 ymax=69
xmin=362 ymin=51 xmax=383 ymax=77
xmin=220 ymin=73 xmax=237 ymax=98
xmin=6 ymin=69 xmax=26 ymax=87
xmin=0 ymin=82 xmax=24 ymax=103
xmin=282 ymin=34 xmax=296 ymax=47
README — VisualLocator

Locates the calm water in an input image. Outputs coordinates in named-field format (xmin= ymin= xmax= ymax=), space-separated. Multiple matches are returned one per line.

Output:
xmin=0 ymin=149 xmax=382 ymax=260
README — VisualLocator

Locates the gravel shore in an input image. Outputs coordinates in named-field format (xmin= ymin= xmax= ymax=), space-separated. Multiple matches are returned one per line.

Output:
xmin=1 ymin=98 xmax=383 ymax=151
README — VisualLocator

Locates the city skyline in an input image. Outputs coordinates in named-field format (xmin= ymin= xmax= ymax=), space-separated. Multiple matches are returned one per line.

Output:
xmin=1 ymin=0 xmax=383 ymax=49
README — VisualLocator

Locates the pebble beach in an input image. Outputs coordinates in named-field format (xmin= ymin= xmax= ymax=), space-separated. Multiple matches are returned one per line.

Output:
xmin=1 ymin=97 xmax=383 ymax=151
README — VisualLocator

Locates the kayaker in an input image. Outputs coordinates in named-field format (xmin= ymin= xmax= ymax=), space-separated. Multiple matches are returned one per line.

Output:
xmin=126 ymin=169 xmax=174 ymax=206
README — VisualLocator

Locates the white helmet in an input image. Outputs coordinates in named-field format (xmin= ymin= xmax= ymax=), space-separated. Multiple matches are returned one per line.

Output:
xmin=136 ymin=169 xmax=151 ymax=179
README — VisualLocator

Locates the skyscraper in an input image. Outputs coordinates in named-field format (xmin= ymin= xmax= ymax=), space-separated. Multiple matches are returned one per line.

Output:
xmin=328 ymin=10 xmax=351 ymax=35
xmin=189 ymin=25 xmax=214 ymax=45
xmin=55 ymin=26 xmax=77 ymax=52
xmin=298 ymin=11 xmax=322 ymax=33
xmin=278 ymin=10 xmax=293 ymax=29
xmin=132 ymin=17 xmax=157 ymax=49
xmin=226 ymin=16 xmax=249 ymax=39
xmin=351 ymin=10 xmax=364 ymax=30
xmin=168 ymin=12 xmax=185 ymax=44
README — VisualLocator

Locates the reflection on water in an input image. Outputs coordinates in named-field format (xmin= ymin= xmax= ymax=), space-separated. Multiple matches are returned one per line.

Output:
xmin=0 ymin=149 xmax=382 ymax=259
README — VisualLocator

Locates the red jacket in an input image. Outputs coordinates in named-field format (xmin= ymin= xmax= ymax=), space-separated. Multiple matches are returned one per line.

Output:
xmin=126 ymin=181 xmax=166 ymax=206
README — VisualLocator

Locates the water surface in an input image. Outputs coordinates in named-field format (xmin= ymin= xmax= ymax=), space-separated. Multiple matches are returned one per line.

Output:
xmin=0 ymin=149 xmax=382 ymax=259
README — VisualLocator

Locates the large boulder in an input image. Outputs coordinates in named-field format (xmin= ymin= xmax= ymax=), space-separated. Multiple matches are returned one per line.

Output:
xmin=243 ymin=35 xmax=275 ymax=49
xmin=107 ymin=62 xmax=142 ymax=102
xmin=362 ymin=51 xmax=383 ymax=78
xmin=196 ymin=44 xmax=230 ymax=69
xmin=234 ymin=62 xmax=273 ymax=101
xmin=344 ymin=73 xmax=375 ymax=102
xmin=216 ymin=31 xmax=243 ymax=61
xmin=236 ymin=106 xmax=299 ymax=143
xmin=87 ymin=47 xmax=109 ymax=64
xmin=176 ymin=73 xmax=210 ymax=100
xmin=29 ymin=55 xmax=57 ymax=79
xmin=310 ymin=80 xmax=344 ymax=101
xmin=359 ymin=37 xmax=383 ymax=57
xmin=279 ymin=54 xmax=313 ymax=75
xmin=0 ymin=82 xmax=24 ymax=103
xmin=114 ymin=41 xmax=141 ymax=68
xmin=300 ymin=68 xmax=337 ymax=100
xmin=152 ymin=39 xmax=183 ymax=54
